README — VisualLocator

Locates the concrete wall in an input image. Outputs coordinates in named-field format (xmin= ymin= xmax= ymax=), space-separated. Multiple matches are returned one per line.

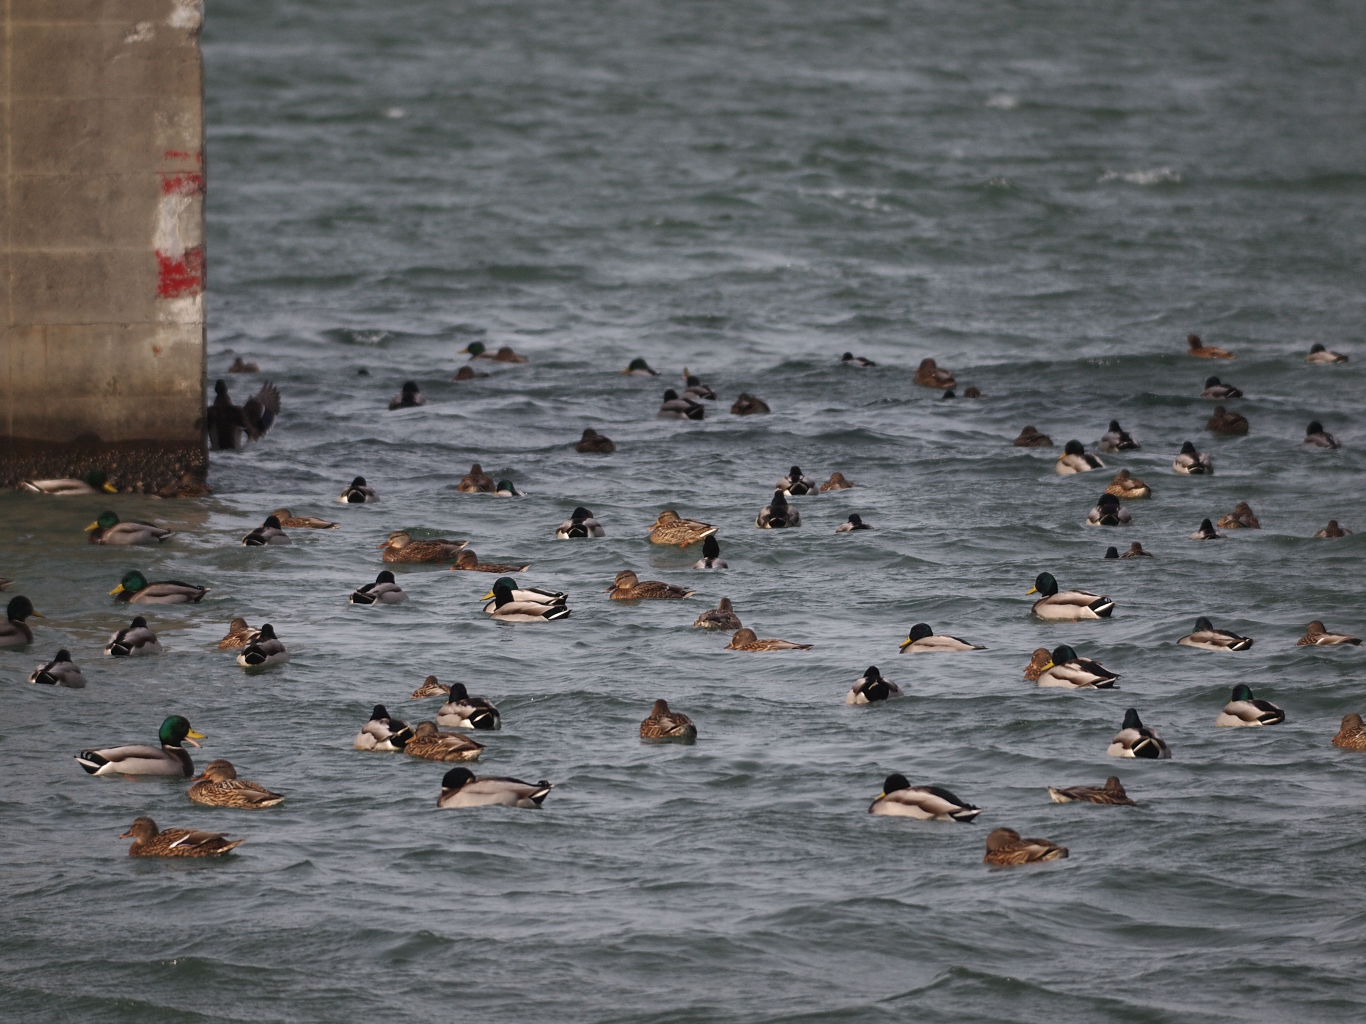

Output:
xmin=1 ymin=0 xmax=207 ymax=493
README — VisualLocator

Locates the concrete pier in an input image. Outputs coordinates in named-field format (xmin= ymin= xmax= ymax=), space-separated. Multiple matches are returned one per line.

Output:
xmin=1 ymin=0 xmax=207 ymax=493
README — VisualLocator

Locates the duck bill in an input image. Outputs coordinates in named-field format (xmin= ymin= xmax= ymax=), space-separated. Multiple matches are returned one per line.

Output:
xmin=186 ymin=729 xmax=206 ymax=746
xmin=101 ymin=482 xmax=118 ymax=493
xmin=1042 ymin=661 xmax=1055 ymax=671
xmin=480 ymin=591 xmax=495 ymax=601
xmin=118 ymin=827 xmax=135 ymax=838
xmin=897 ymin=637 xmax=914 ymax=651
xmin=375 ymin=540 xmax=389 ymax=549
xmin=1025 ymin=586 xmax=1039 ymax=595
xmin=84 ymin=521 xmax=100 ymax=532
xmin=109 ymin=583 xmax=126 ymax=596
xmin=29 ymin=609 xmax=45 ymax=618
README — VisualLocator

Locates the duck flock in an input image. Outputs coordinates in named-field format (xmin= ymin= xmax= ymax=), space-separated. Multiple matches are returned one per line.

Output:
xmin=3 ymin=335 xmax=1364 ymax=870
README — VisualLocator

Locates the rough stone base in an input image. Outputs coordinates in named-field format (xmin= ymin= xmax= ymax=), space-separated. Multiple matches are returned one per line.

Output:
xmin=1 ymin=437 xmax=209 ymax=496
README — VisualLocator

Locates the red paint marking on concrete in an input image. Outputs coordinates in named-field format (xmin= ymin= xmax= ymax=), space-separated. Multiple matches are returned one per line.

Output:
xmin=157 ymin=245 xmax=205 ymax=298
xmin=162 ymin=150 xmax=203 ymax=164
xmin=160 ymin=172 xmax=205 ymax=196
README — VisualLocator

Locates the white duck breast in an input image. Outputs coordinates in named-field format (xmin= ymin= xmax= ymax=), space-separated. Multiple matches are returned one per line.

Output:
xmin=29 ymin=649 xmax=87 ymax=687
xmin=75 ymin=716 xmax=203 ymax=776
xmin=236 ymin=624 xmax=289 ymax=668
xmin=1178 ymin=617 xmax=1253 ymax=651
xmin=846 ymin=667 xmax=902 ymax=704
xmin=1215 ymin=685 xmax=1285 ymax=727
xmin=105 ymin=616 xmax=162 ymax=657
xmin=868 ymin=775 xmax=981 ymax=821
xmin=437 ymin=768 xmax=553 ymax=808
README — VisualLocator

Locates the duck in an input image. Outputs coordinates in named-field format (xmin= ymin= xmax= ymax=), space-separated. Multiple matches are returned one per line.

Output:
xmin=110 ymin=570 xmax=208 ymax=604
xmin=963 ymin=386 xmax=984 ymax=398
xmin=640 ymin=699 xmax=698 ymax=743
xmin=841 ymin=352 xmax=876 ymax=367
xmin=1099 ymin=420 xmax=1141 ymax=452
xmin=379 ymin=531 xmax=469 ymax=563
xmin=731 ymin=393 xmax=771 ymax=415
xmin=1306 ymin=342 xmax=1348 ymax=364
xmin=776 ymin=465 xmax=817 ymax=496
xmin=1187 ymin=333 xmax=1235 ymax=359
xmin=451 ymin=549 xmax=532 ymax=574
xmin=272 ymin=508 xmax=340 ymax=529
xmin=1297 ymin=620 xmax=1362 ymax=646
xmin=104 ymin=615 xmax=161 ymax=657
xmin=20 ymin=470 xmax=118 ymax=495
xmin=1107 ymin=708 xmax=1171 ymax=759
xmin=756 ymin=491 xmax=801 ymax=529
xmin=914 ymin=357 xmax=955 ymax=389
xmin=1190 ymin=518 xmax=1222 ymax=540
xmin=236 ymin=624 xmax=289 ymax=669
xmin=1216 ymin=684 xmax=1285 ymax=727
xmin=1207 ymin=405 xmax=1249 ymax=435
xmin=350 ymin=570 xmax=408 ymax=605
xmin=189 ymin=760 xmax=285 ymax=808
xmin=657 ymin=389 xmax=705 ymax=420
xmin=120 ymin=817 xmax=244 ymax=858
xmin=84 ymin=511 xmax=173 ymax=546
xmin=354 ymin=705 xmax=414 ymax=751
xmin=1332 ymin=714 xmax=1366 ymax=751
xmin=1201 ymin=376 xmax=1243 ymax=400
xmin=649 ymin=509 xmax=717 ymax=547
xmin=726 ymin=628 xmax=813 ymax=651
xmin=869 ymin=774 xmax=981 ymax=821
xmin=1013 ymin=425 xmax=1053 ymax=447
xmin=218 ymin=618 xmax=259 ymax=650
xmin=338 ymin=476 xmax=379 ymax=503
xmin=462 ymin=341 xmax=528 ymax=363
xmin=1304 ymin=420 xmax=1340 ymax=449
xmin=412 ymin=675 xmax=451 ymax=700
xmin=622 ymin=357 xmax=659 ymax=376
xmin=556 ymin=506 xmax=606 ymax=539
xmin=898 ymin=622 xmax=985 ymax=653
xmin=1047 ymin=776 xmax=1136 ymax=805
xmin=575 ymin=428 xmax=616 ymax=453
xmin=835 ymin=514 xmax=872 ymax=532
xmin=1172 ymin=441 xmax=1213 ymax=475
xmin=28 ymin=649 xmax=87 ymax=688
xmin=1 ymin=596 xmax=43 ymax=648
xmin=983 ymin=828 xmax=1068 ymax=866
xmin=1178 ymin=616 xmax=1253 ymax=651
xmin=692 ymin=536 xmax=728 ymax=569
xmin=608 ymin=570 xmax=694 ymax=600
xmin=1120 ymin=541 xmax=1153 ymax=558
xmin=1033 ymin=644 xmax=1119 ymax=689
xmin=482 ymin=577 xmax=571 ymax=621
xmin=388 ymin=380 xmax=425 ymax=409
xmin=206 ymin=378 xmax=280 ymax=450
xmin=404 ymin=721 xmax=485 ymax=763
xmin=820 ymin=472 xmax=856 ymax=491
xmin=457 ymin=463 xmax=496 ymax=493
xmin=76 ymin=715 xmax=204 ymax=776
xmin=451 ymin=364 xmax=489 ymax=381
xmin=681 ymin=374 xmax=716 ymax=401
xmin=437 ymin=768 xmax=552 ymax=809
xmin=1217 ymin=502 xmax=1260 ymax=529
xmin=1023 ymin=648 xmax=1053 ymax=681
xmin=1056 ymin=440 xmax=1105 ymax=475
xmin=1103 ymin=546 xmax=1119 ymax=559
xmin=228 ymin=355 xmax=259 ymax=373
xmin=1027 ymin=572 xmax=1114 ymax=620
xmin=1087 ymin=493 xmax=1132 ymax=526
xmin=1314 ymin=520 xmax=1353 ymax=538
xmin=694 ymin=597 xmax=741 ymax=631
xmin=242 ymin=514 xmax=290 ymax=546
xmin=436 ymin=682 xmax=502 ymax=730
xmin=845 ymin=666 xmax=903 ymax=704
xmin=493 ymin=480 xmax=523 ymax=497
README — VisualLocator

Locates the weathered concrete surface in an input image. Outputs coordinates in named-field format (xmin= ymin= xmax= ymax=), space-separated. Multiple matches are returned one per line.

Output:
xmin=1 ymin=0 xmax=207 ymax=493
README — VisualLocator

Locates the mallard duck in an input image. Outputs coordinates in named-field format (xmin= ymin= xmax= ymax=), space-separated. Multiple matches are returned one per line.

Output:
xmin=1034 ymin=644 xmax=1119 ymax=688
xmin=218 ymin=618 xmax=259 ymax=650
xmin=452 ymin=364 xmax=489 ymax=381
xmin=640 ymin=699 xmax=697 ymax=743
xmin=694 ymin=597 xmax=741 ymax=631
xmin=1172 ymin=441 xmax=1213 ymax=475
xmin=939 ymin=388 xmax=958 ymax=401
xmin=462 ymin=341 xmax=528 ymax=363
xmin=1201 ymin=376 xmax=1243 ymax=400
xmin=120 ymin=817 xmax=243 ymax=857
xmin=556 ymin=506 xmax=606 ymax=539
xmin=1304 ymin=420 xmax=1340 ymax=449
xmin=110 ymin=570 xmax=208 ymax=604
xmin=1178 ymin=616 xmax=1253 ymax=651
xmin=272 ymin=508 xmax=340 ymax=529
xmin=1315 ymin=520 xmax=1353 ymax=538
xmin=350 ymin=570 xmax=407 ymax=605
xmin=1187 ymin=334 xmax=1235 ymax=359
xmin=1218 ymin=502 xmax=1260 ymax=529
xmin=1332 ymin=714 xmax=1366 ymax=751
xmin=105 ymin=615 xmax=161 ymax=657
xmin=841 ymin=352 xmax=876 ymax=367
xmin=1023 ymin=648 xmax=1052 ymax=681
xmin=898 ymin=622 xmax=985 ymax=653
xmin=682 ymin=374 xmax=716 ymax=401
xmin=19 ymin=470 xmax=117 ymax=495
xmin=1099 ymin=419 xmax=1141 ymax=452
xmin=575 ymin=428 xmax=616 ymax=453
xmin=189 ymin=760 xmax=285 ymax=808
xmin=1207 ymin=405 xmax=1249 ymax=435
xmin=412 ymin=675 xmax=452 ymax=699
xmin=649 ymin=510 xmax=716 ymax=547
xmin=457 ymin=463 xmax=495 ymax=493
xmin=731 ymin=393 xmax=771 ymax=415
xmin=869 ymin=774 xmax=981 ymax=821
xmin=1047 ymin=776 xmax=1136 ymax=805
xmin=776 ymin=466 xmax=817 ymax=496
xmin=1190 ymin=518 xmax=1222 ymax=540
xmin=692 ymin=536 xmax=728 ymax=569
xmin=379 ymin=531 xmax=468 ymax=563
xmin=228 ymin=355 xmax=259 ymax=373
xmin=1056 ymin=440 xmax=1105 ymax=475
xmin=28 ymin=649 xmax=86 ymax=687
xmin=354 ymin=705 xmax=414 ymax=751
xmin=206 ymin=378 xmax=279 ymax=450
xmin=609 ymin=570 xmax=694 ymax=600
xmin=1107 ymin=708 xmax=1171 ymax=758
xmin=820 ymin=472 xmax=855 ymax=491
xmin=756 ymin=491 xmax=801 ymax=529
xmin=236 ymin=624 xmax=289 ymax=669
xmin=76 ymin=715 xmax=204 ymax=776
xmin=1120 ymin=542 xmax=1152 ymax=558
xmin=493 ymin=480 xmax=523 ymax=497
xmin=1297 ymin=621 xmax=1361 ymax=646
xmin=436 ymin=682 xmax=502 ymax=730
xmin=845 ymin=666 xmax=903 ymax=704
xmin=657 ymin=389 xmax=705 ymax=420
xmin=157 ymin=470 xmax=211 ymax=499
xmin=622 ymin=357 xmax=659 ymax=376
xmin=1013 ymin=425 xmax=1053 ymax=447
xmin=963 ymin=386 xmax=984 ymax=398
xmin=1087 ymin=493 xmax=1132 ymax=526
xmin=1 ymin=596 xmax=43 ymax=647
xmin=726 ymin=628 xmax=812 ymax=651
xmin=84 ymin=511 xmax=173 ymax=545
xmin=482 ymin=577 xmax=571 ymax=621
xmin=437 ymin=767 xmax=552 ymax=808
xmin=389 ymin=380 xmax=425 ymax=409
xmin=834 ymin=513 xmax=872 ymax=532
xmin=1103 ymin=546 xmax=1119 ymax=559
xmin=242 ymin=515 xmax=290 ymax=546
xmin=405 ymin=721 xmax=485 ymax=763
xmin=984 ymin=828 xmax=1068 ymax=866
xmin=1306 ymin=343 xmax=1348 ymax=364
xmin=451 ymin=549 xmax=532 ymax=574
xmin=1027 ymin=572 xmax=1114 ymax=620
xmin=338 ymin=476 xmax=379 ymax=504
xmin=1216 ymin=684 xmax=1285 ymax=727
xmin=915 ymin=357 xmax=955 ymax=389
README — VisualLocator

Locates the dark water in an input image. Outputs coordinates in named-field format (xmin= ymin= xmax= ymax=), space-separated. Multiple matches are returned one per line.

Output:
xmin=3 ymin=1 xmax=1365 ymax=1020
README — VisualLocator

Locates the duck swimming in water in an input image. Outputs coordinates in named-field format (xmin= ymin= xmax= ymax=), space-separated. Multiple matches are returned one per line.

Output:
xmin=914 ymin=358 xmax=955 ymax=389
xmin=120 ymin=817 xmax=244 ymax=858
xmin=756 ymin=491 xmax=800 ymax=529
xmin=1178 ymin=616 xmax=1253 ymax=651
xmin=110 ymin=571 xmax=208 ymax=604
xmin=105 ymin=615 xmax=161 ymax=657
xmin=206 ymin=379 xmax=280 ymax=450
xmin=380 ymin=531 xmax=468 ymax=563
xmin=639 ymin=699 xmax=698 ymax=743
xmin=84 ymin=511 xmax=173 ymax=546
xmin=649 ymin=510 xmax=716 ymax=547
xmin=607 ymin=570 xmax=694 ymax=600
xmin=1 ymin=596 xmax=43 ymax=648
xmin=242 ymin=515 xmax=290 ymax=546
xmin=1098 ymin=420 xmax=1141 ymax=452
xmin=1013 ymin=425 xmax=1052 ymax=447
xmin=457 ymin=463 xmax=496 ymax=492
xmin=1216 ymin=684 xmax=1285 ymax=727
xmin=556 ymin=506 xmax=606 ymax=539
xmin=1314 ymin=520 xmax=1353 ymax=538
xmin=338 ymin=476 xmax=379 ymax=504
xmin=841 ymin=352 xmax=876 ymax=367
xmin=1172 ymin=441 xmax=1213 ymax=475
xmin=692 ymin=536 xmax=728 ymax=569
xmin=388 ymin=380 xmax=425 ymax=409
xmin=1201 ymin=376 xmax=1243 ymax=400
xmin=1087 ymin=493 xmax=1132 ymax=526
xmin=1207 ymin=405 xmax=1249 ymax=435
xmin=1304 ymin=420 xmax=1340 ymax=449
xmin=983 ymin=828 xmax=1069 ymax=866
xmin=1187 ymin=334 xmax=1235 ymax=359
xmin=731 ymin=393 xmax=771 ymax=415
xmin=1306 ymin=342 xmax=1348 ymax=364
xmin=1031 ymin=644 xmax=1119 ymax=689
xmin=835 ymin=514 xmax=871 ymax=532
xmin=1217 ymin=502 xmax=1260 ymax=529
xmin=1105 ymin=470 xmax=1151 ymax=500
xmin=575 ymin=428 xmax=615 ymax=453
xmin=1297 ymin=621 xmax=1361 ymax=646
xmin=1120 ymin=542 xmax=1152 ymax=558
xmin=820 ymin=472 xmax=856 ymax=491
xmin=1107 ymin=708 xmax=1171 ymax=759
xmin=1190 ymin=518 xmax=1222 ymax=540
xmin=726 ymin=628 xmax=813 ymax=651
xmin=694 ymin=597 xmax=741 ymax=631
xmin=20 ymin=470 xmax=117 ymax=495
xmin=845 ymin=666 xmax=903 ymax=704
xmin=1027 ymin=572 xmax=1114 ymax=620
xmin=898 ymin=622 xmax=985 ymax=653
xmin=776 ymin=466 xmax=817 ymax=496
xmin=28 ymin=649 xmax=86 ymax=687
xmin=350 ymin=570 xmax=408 ymax=605
xmin=1056 ymin=440 xmax=1104 ymax=475
xmin=462 ymin=341 xmax=528 ymax=363
xmin=869 ymin=774 xmax=981 ymax=821
xmin=1047 ymin=776 xmax=1135 ymax=806
xmin=76 ymin=715 xmax=204 ymax=776
xmin=622 ymin=357 xmax=659 ymax=376
xmin=657 ymin=389 xmax=706 ymax=420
